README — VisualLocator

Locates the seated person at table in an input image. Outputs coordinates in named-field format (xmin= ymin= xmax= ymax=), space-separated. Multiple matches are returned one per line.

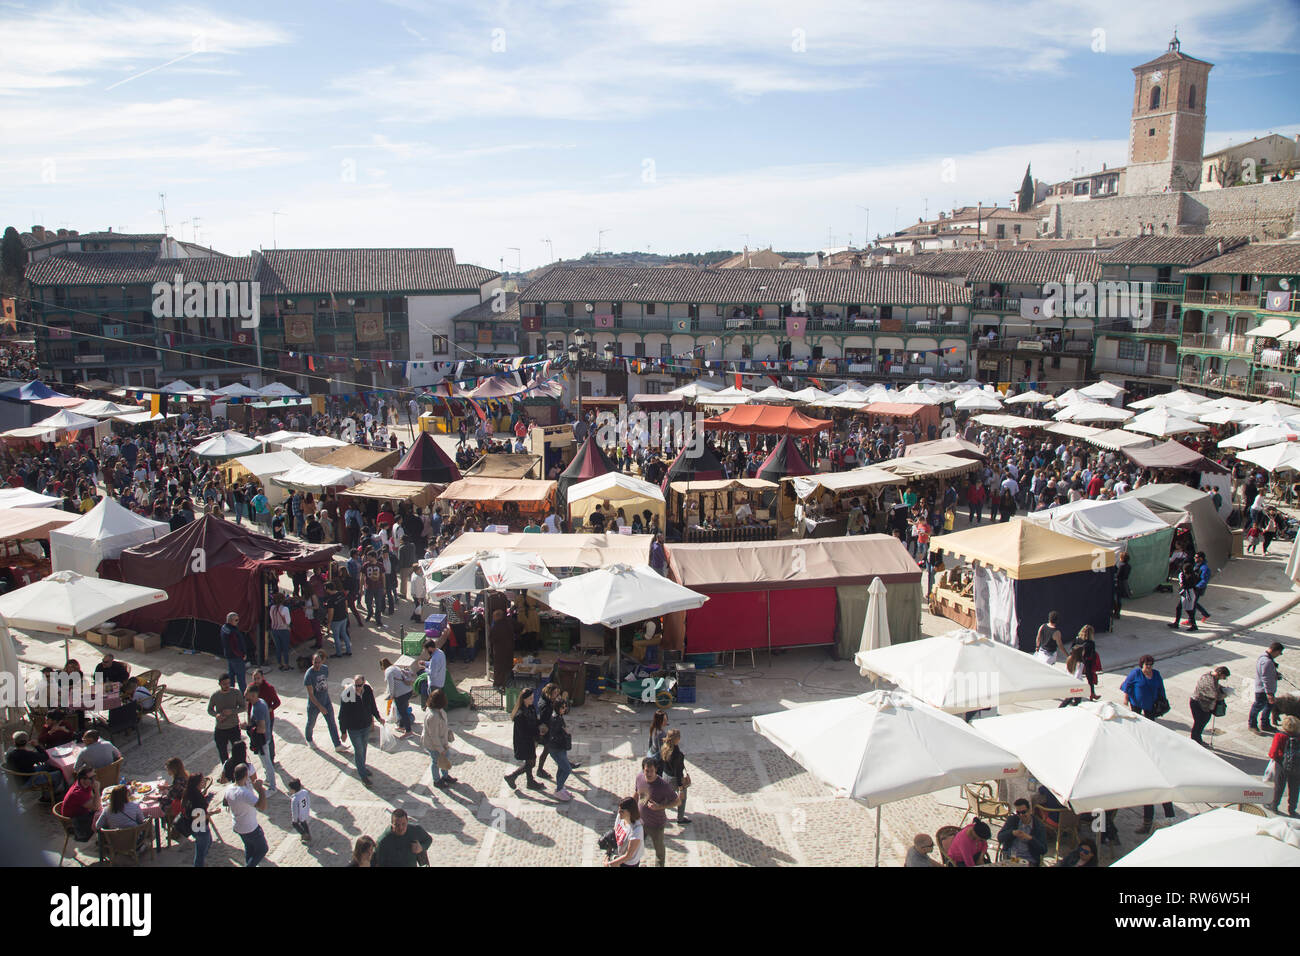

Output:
xmin=4 ymin=731 xmax=66 ymax=800
xmin=1055 ymin=839 xmax=1098 ymax=867
xmin=61 ymin=768 xmax=101 ymax=840
xmin=63 ymin=659 xmax=83 ymax=677
xmin=219 ymin=740 xmax=249 ymax=785
xmin=735 ymin=500 xmax=754 ymax=524
xmin=1035 ymin=784 xmax=1065 ymax=827
xmin=997 ymin=799 xmax=1048 ymax=866
xmin=94 ymin=653 xmax=130 ymax=686
xmin=123 ymin=677 xmax=155 ymax=711
xmin=947 ymin=819 xmax=991 ymax=867
xmin=38 ymin=711 xmax=78 ymax=748
xmin=73 ymin=730 xmax=121 ymax=773
xmin=588 ymin=505 xmax=606 ymax=532
xmin=95 ymin=785 xmax=150 ymax=853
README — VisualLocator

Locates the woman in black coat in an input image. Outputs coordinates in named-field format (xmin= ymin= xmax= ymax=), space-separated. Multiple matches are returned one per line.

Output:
xmin=504 ymin=688 xmax=542 ymax=791
xmin=1114 ymin=550 xmax=1132 ymax=618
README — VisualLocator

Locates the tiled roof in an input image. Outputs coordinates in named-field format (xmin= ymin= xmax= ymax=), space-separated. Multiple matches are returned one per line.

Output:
xmin=259 ymin=249 xmax=497 ymax=294
xmin=1100 ymin=235 xmax=1251 ymax=266
xmin=26 ymin=253 xmax=263 ymax=287
xmin=1182 ymin=241 xmax=1300 ymax=276
xmin=906 ymin=251 xmax=989 ymax=276
xmin=518 ymin=265 xmax=971 ymax=306
xmin=964 ymin=250 xmax=1102 ymax=285
xmin=452 ymin=292 xmax=519 ymax=323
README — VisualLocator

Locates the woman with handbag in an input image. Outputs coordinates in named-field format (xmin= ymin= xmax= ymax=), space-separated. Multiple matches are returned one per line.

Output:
xmin=422 ymin=689 xmax=457 ymax=792
xmin=504 ymin=688 xmax=542 ymax=792
xmin=604 ymin=797 xmax=644 ymax=867
xmin=1189 ymin=666 xmax=1230 ymax=746
xmin=1121 ymin=654 xmax=1175 ymax=834
xmin=647 ymin=709 xmax=668 ymax=768
xmin=659 ymin=729 xmax=692 ymax=825
xmin=1268 ymin=716 xmax=1300 ymax=815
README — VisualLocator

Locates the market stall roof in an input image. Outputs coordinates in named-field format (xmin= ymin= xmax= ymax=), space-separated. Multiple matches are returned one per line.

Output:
xmin=660 ymin=442 xmax=726 ymax=489
xmin=277 ymin=434 xmax=349 ymax=452
xmin=667 ymin=381 xmax=723 ymax=399
xmin=257 ymin=430 xmax=310 ymax=446
xmin=903 ymin=437 xmax=986 ymax=461
xmin=392 ymin=432 xmax=462 ymax=484
xmin=257 ymin=382 xmax=301 ymax=398
xmin=756 ymin=434 xmax=815 ymax=481
xmin=666 ymin=534 xmax=921 ymax=592
xmin=464 ymin=453 xmax=543 ymax=479
xmin=701 ymin=404 xmax=833 ymax=436
xmin=69 ymin=399 xmax=137 ymax=418
xmin=192 ymin=430 xmax=263 ymax=458
xmin=2 ymin=409 xmax=99 ymax=440
xmin=48 ymin=499 xmax=170 ymax=577
xmin=112 ymin=410 xmax=178 ymax=424
xmin=437 ymin=477 xmax=556 ymax=504
xmin=934 ymin=518 xmax=1116 ymax=581
xmin=789 ymin=467 xmax=897 ymax=499
xmin=971 ymin=413 xmax=1043 ymax=430
xmin=12 ymin=381 xmax=61 ymax=400
xmin=0 ymin=507 xmax=80 ymax=540
xmin=0 ymin=488 xmax=62 ymax=508
xmin=875 ymin=453 xmax=982 ymax=481
xmin=561 ymin=438 xmax=614 ymax=484
xmin=158 ymin=380 xmax=196 ymax=394
xmin=317 ymin=443 xmax=401 ymax=476
xmin=953 ymin=391 xmax=1003 ymax=412
xmin=668 ymin=478 xmax=778 ymax=494
xmin=631 ymin=393 xmax=686 ymax=406
xmin=1044 ymin=422 xmax=1104 ymax=441
xmin=1025 ymin=497 xmax=1171 ymax=549
xmin=214 ymin=383 xmax=261 ymax=398
xmin=567 ymin=471 xmax=664 ymax=507
xmin=1123 ymin=439 xmax=1228 ymax=474
xmin=1120 ymin=483 xmax=1232 ymax=570
xmin=1052 ymin=401 xmax=1134 ymax=423
xmin=430 ymin=532 xmax=650 ymax=572
xmin=231 ymin=450 xmax=309 ymax=480
xmin=32 ymin=394 xmax=96 ymax=408
xmin=272 ymin=462 xmax=375 ymax=492
xmin=862 ymin=402 xmax=931 ymax=419
xmin=1124 ymin=407 xmax=1210 ymax=438
xmin=343 ymin=478 xmax=439 ymax=507
xmin=1085 ymin=428 xmax=1154 ymax=452
xmin=1112 ymin=809 xmax=1300 ymax=868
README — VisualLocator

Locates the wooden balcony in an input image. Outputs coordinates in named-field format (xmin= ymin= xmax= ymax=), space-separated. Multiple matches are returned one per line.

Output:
xmin=1183 ymin=289 xmax=1259 ymax=308
xmin=1180 ymin=332 xmax=1252 ymax=353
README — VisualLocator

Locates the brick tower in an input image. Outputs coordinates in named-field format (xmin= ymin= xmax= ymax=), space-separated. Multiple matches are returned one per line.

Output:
xmin=1124 ymin=32 xmax=1213 ymax=195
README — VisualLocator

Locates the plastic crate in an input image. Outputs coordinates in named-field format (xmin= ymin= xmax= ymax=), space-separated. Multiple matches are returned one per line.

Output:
xmin=674 ymin=686 xmax=696 ymax=704
xmin=685 ymin=653 xmax=717 ymax=668
xmin=401 ymin=632 xmax=426 ymax=657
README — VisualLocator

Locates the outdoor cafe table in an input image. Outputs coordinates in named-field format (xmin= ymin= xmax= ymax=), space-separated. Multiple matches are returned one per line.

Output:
xmin=46 ymin=743 xmax=84 ymax=785
xmin=92 ymin=779 xmax=168 ymax=851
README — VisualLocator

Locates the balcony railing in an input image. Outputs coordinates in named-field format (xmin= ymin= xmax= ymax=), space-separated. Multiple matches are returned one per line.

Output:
xmin=1095 ymin=317 xmax=1181 ymax=335
xmin=1251 ymin=377 xmax=1298 ymax=400
xmin=1092 ymin=356 xmax=1178 ymax=378
xmin=1180 ymin=332 xmax=1252 ymax=353
xmin=975 ymin=333 xmax=1092 ymax=355
xmin=1183 ymin=289 xmax=1260 ymax=308
xmin=1179 ymin=367 xmax=1249 ymax=393
xmin=973 ymin=296 xmax=1022 ymax=312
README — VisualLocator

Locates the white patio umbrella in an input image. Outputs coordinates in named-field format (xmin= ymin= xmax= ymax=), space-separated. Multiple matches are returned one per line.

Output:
xmin=1123 ymin=408 xmax=1209 ymax=438
xmin=954 ymin=391 xmax=1003 ymax=412
xmin=70 ymin=399 xmax=137 ymax=419
xmin=1219 ymin=424 xmax=1299 ymax=451
xmin=0 ymin=621 xmax=24 ymax=721
xmin=857 ymin=577 xmax=891 ymax=658
xmin=1127 ymin=389 xmax=1207 ymax=411
xmin=538 ymin=563 xmax=707 ymax=674
xmin=0 ymin=571 xmax=167 ymax=662
xmin=158 ymin=380 xmax=196 ymax=394
xmin=753 ymin=690 xmax=1023 ymax=865
xmin=215 ymin=383 xmax=262 ymax=398
xmin=258 ymin=382 xmax=302 ymax=398
xmin=192 ymin=430 xmax=264 ymax=459
xmin=1111 ymin=808 xmax=1300 ymax=868
xmin=1004 ymin=390 xmax=1053 ymax=405
xmin=1196 ymin=400 xmax=1260 ymax=424
xmin=1079 ymin=381 xmax=1126 ymax=401
xmin=855 ymin=628 xmax=1085 ymax=712
xmin=1237 ymin=441 xmax=1300 ymax=473
xmin=1052 ymin=402 xmax=1134 ymax=424
xmin=972 ymin=700 xmax=1269 ymax=811
xmin=425 ymin=552 xmax=559 ymax=598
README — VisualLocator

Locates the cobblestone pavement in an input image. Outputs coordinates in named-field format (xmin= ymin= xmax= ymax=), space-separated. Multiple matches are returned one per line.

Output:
xmin=11 ymin=529 xmax=1299 ymax=867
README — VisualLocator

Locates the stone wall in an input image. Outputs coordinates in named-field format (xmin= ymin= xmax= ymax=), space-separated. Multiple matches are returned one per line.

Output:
xmin=1051 ymin=179 xmax=1300 ymax=240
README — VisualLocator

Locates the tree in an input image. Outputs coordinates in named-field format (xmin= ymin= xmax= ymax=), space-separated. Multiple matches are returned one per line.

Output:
xmin=1016 ymin=165 xmax=1035 ymax=213
xmin=1 ymin=226 xmax=24 ymax=289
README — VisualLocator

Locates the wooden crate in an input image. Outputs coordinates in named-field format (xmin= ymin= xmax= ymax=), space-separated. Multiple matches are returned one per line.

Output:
xmin=132 ymin=632 xmax=162 ymax=654
xmin=85 ymin=630 xmax=107 ymax=647
xmin=106 ymin=628 xmax=135 ymax=651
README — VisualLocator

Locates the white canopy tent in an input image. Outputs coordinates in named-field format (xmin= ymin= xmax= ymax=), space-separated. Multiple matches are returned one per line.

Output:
xmin=566 ymin=472 xmax=665 ymax=528
xmin=277 ymin=434 xmax=349 ymax=453
xmin=1003 ymin=390 xmax=1053 ymax=406
xmin=972 ymin=700 xmax=1268 ymax=810
xmin=215 ymin=383 xmax=262 ymax=398
xmin=753 ymin=690 xmax=1023 ymax=865
xmin=0 ymin=488 xmax=61 ymax=509
xmin=0 ymin=571 xmax=167 ymax=662
xmin=48 ymin=498 xmax=169 ymax=577
xmin=230 ymin=450 xmax=308 ymax=507
xmin=954 ymin=391 xmax=1003 ymax=412
xmin=1052 ymin=402 xmax=1134 ymax=424
xmin=1123 ymin=407 xmax=1209 ymax=438
xmin=855 ymin=628 xmax=1084 ymax=712
xmin=272 ymin=462 xmax=375 ymax=493
xmin=258 ymin=382 xmax=302 ymax=398
xmin=193 ymin=430 xmax=264 ymax=459
xmin=2 ymin=409 xmax=101 ymax=441
xmin=1218 ymin=424 xmax=1299 ymax=451
xmin=667 ymin=381 xmax=723 ymax=399
xmin=158 ymin=380 xmax=196 ymax=394
xmin=70 ymin=399 xmax=138 ymax=419
xmin=1111 ymin=808 xmax=1300 ymax=868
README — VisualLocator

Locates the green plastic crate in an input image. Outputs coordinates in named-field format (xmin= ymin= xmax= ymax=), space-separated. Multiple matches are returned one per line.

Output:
xmin=402 ymin=632 xmax=426 ymax=657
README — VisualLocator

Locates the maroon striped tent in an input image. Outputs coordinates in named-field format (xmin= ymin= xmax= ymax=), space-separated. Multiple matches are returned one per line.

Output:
xmin=392 ymin=432 xmax=461 ymax=484
xmin=660 ymin=443 xmax=725 ymax=491
xmin=756 ymin=435 xmax=813 ymax=482
xmin=558 ymin=438 xmax=614 ymax=501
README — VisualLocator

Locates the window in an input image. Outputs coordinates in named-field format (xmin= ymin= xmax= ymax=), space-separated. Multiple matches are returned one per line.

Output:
xmin=1150 ymin=86 xmax=1161 ymax=110
xmin=811 ymin=345 xmax=824 ymax=360
xmin=741 ymin=344 xmax=752 ymax=358
xmin=646 ymin=303 xmax=656 ymax=315
xmin=1117 ymin=339 xmax=1146 ymax=361
xmin=879 ymin=306 xmax=893 ymax=320
xmin=1013 ymin=224 xmax=1021 ymax=237
xmin=564 ymin=303 xmax=574 ymax=317
xmin=659 ymin=343 xmax=671 ymax=358
xmin=1148 ymin=128 xmax=1156 ymax=137
xmin=926 ymin=306 xmax=939 ymax=320
xmin=996 ymin=224 xmax=1006 ymax=238
xmin=612 ymin=302 xmax=623 ymax=317
xmin=1188 ymin=85 xmax=1197 ymax=109
xmin=633 ymin=342 xmax=645 ymax=358
xmin=431 ymin=335 xmax=448 ymax=354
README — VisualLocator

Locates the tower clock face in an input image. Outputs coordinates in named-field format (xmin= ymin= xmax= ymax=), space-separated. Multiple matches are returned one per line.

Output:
xmin=1151 ymin=70 xmax=1163 ymax=81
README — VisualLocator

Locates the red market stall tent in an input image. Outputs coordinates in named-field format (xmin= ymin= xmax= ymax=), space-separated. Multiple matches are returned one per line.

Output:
xmin=393 ymin=432 xmax=462 ymax=484
xmin=663 ymin=535 xmax=921 ymax=658
xmin=105 ymin=516 xmax=338 ymax=656
xmin=702 ymin=403 xmax=832 ymax=437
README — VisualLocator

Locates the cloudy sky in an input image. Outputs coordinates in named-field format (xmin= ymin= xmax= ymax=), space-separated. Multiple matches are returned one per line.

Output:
xmin=2 ymin=0 xmax=1297 ymax=270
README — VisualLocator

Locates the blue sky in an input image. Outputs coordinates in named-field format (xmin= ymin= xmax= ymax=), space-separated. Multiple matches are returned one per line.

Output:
xmin=2 ymin=0 xmax=1297 ymax=270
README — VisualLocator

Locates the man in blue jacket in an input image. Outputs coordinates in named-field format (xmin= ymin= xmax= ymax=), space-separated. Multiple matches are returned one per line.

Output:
xmin=1192 ymin=551 xmax=1211 ymax=623
xmin=997 ymin=799 xmax=1047 ymax=865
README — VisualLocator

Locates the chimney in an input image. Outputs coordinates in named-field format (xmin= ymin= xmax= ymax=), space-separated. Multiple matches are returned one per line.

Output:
xmin=1216 ymin=240 xmax=1224 ymax=255
xmin=57 ymin=228 xmax=67 ymax=237
xmin=31 ymin=225 xmax=44 ymax=240
xmin=1092 ymin=236 xmax=1098 ymax=247
xmin=67 ymin=230 xmax=77 ymax=237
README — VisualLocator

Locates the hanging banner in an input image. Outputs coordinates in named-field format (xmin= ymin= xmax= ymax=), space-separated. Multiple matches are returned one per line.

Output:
xmin=521 ymin=315 xmax=541 ymax=332
xmin=355 ymin=313 xmax=385 ymax=342
xmin=284 ymin=315 xmax=314 ymax=344
xmin=593 ymin=313 xmax=615 ymax=329
xmin=784 ymin=316 xmax=805 ymax=338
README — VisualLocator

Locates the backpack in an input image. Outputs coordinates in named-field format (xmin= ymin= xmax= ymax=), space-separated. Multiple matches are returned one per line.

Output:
xmin=1285 ymin=736 xmax=1300 ymax=774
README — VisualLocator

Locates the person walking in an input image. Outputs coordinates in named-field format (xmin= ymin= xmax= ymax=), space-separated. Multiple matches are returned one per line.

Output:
xmin=223 ymin=763 xmax=269 ymax=867
xmin=966 ymin=480 xmax=985 ymax=526
xmin=1121 ymin=655 xmax=1174 ymax=834
xmin=303 ymin=652 xmax=348 ymax=754
xmin=1033 ymin=611 xmax=1067 ymax=665
xmin=374 ymin=808 xmax=432 ymax=867
xmin=243 ymin=686 xmax=277 ymax=792
xmin=220 ymin=612 xmax=250 ymax=693
xmin=1113 ymin=551 xmax=1132 ymax=619
xmin=635 ymin=756 xmax=681 ymax=867
xmin=362 ymin=549 xmax=386 ymax=627
xmin=1191 ymin=551 xmax=1212 ymax=623
xmin=1249 ymin=642 xmax=1284 ymax=735
xmin=659 ymin=729 xmax=692 ymax=825
xmin=338 ymin=673 xmax=383 ymax=788
xmin=422 ymin=688 xmax=457 ymax=792
xmin=288 ymin=778 xmax=312 ymax=843
xmin=1262 ymin=508 xmax=1279 ymax=555
xmin=323 ymin=581 xmax=353 ymax=657
xmin=646 ymin=709 xmax=668 ymax=769
xmin=178 ymin=771 xmax=217 ymax=867
xmin=249 ymin=669 xmax=281 ymax=762
xmin=604 ymin=797 xmax=644 ymax=867
xmin=546 ymin=697 xmax=575 ymax=802
xmin=1189 ymin=666 xmax=1230 ymax=746
xmin=504 ymin=687 xmax=543 ymax=791
xmin=268 ymin=593 xmax=292 ymax=672
xmin=1168 ymin=561 xmax=1200 ymax=632
xmin=382 ymin=657 xmax=416 ymax=737
xmin=535 ymin=683 xmax=560 ymax=780
xmin=207 ymin=674 xmax=244 ymax=763
xmin=1268 ymin=715 xmax=1300 ymax=817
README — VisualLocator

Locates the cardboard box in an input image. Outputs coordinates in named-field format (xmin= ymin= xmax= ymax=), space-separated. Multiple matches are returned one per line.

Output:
xmin=85 ymin=630 xmax=106 ymax=646
xmin=106 ymin=630 xmax=134 ymax=651
xmin=132 ymin=632 xmax=162 ymax=654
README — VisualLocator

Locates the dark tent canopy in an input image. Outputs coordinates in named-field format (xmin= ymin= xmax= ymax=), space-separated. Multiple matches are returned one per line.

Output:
xmin=107 ymin=516 xmax=338 ymax=640
xmin=661 ymin=443 xmax=726 ymax=491
xmin=393 ymin=432 xmax=462 ymax=484
xmin=558 ymin=438 xmax=614 ymax=502
xmin=756 ymin=435 xmax=814 ymax=482
xmin=15 ymin=381 xmax=61 ymax=401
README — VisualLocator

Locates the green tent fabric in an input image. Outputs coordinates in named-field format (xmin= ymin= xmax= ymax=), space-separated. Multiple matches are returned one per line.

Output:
xmin=1122 ymin=527 xmax=1175 ymax=598
xmin=413 ymin=665 xmax=472 ymax=710
xmin=834 ymin=581 xmax=922 ymax=660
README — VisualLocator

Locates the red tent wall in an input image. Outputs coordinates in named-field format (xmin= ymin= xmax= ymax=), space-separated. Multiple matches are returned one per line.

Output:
xmin=679 ymin=586 xmax=838 ymax=652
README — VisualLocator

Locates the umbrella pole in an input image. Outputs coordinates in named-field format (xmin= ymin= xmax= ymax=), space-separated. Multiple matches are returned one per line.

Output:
xmin=874 ymin=805 xmax=881 ymax=867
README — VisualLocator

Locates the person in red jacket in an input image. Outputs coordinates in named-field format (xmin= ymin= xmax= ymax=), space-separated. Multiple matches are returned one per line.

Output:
xmin=966 ymin=481 xmax=986 ymax=525
xmin=1087 ymin=472 xmax=1103 ymax=499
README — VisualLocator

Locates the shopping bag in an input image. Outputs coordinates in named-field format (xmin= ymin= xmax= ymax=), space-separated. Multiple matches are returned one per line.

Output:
xmin=379 ymin=721 xmax=398 ymax=753
xmin=437 ymin=750 xmax=452 ymax=771
xmin=1264 ymin=760 xmax=1277 ymax=783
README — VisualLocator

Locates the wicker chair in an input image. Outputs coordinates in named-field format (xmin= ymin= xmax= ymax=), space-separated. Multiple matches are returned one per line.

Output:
xmin=1 ymin=764 xmax=60 ymax=806
xmin=52 ymin=801 xmax=91 ymax=866
xmin=961 ymin=783 xmax=1011 ymax=825
xmin=1236 ymin=802 xmax=1267 ymax=817
xmin=98 ymin=823 xmax=155 ymax=866
xmin=935 ymin=825 xmax=961 ymax=866
xmin=136 ymin=669 xmax=162 ymax=697
xmin=93 ymin=757 xmax=124 ymax=788
xmin=149 ymin=686 xmax=171 ymax=730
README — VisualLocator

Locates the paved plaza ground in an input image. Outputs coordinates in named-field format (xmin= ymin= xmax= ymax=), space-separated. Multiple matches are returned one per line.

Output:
xmin=12 ymin=523 xmax=1297 ymax=868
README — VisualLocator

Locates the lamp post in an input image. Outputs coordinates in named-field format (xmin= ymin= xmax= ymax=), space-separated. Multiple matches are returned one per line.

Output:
xmin=569 ymin=328 xmax=587 ymax=424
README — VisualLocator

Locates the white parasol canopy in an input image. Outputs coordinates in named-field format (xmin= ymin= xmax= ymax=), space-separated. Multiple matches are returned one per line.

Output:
xmin=277 ymin=434 xmax=349 ymax=452
xmin=1004 ymin=390 xmax=1053 ymax=405
xmin=1127 ymin=389 xmax=1207 ymax=411
xmin=158 ymin=380 xmax=196 ymax=394
xmin=0 ymin=571 xmax=167 ymax=661
xmin=258 ymin=382 xmax=302 ymax=398
xmin=1123 ymin=407 xmax=1210 ymax=438
xmin=1052 ymin=402 xmax=1134 ymax=424
xmin=1218 ymin=424 xmax=1299 ymax=451
xmin=425 ymin=551 xmax=559 ymax=599
xmin=855 ymin=627 xmax=1085 ymax=712
xmin=753 ymin=690 xmax=1023 ymax=864
xmin=1078 ymin=381 xmax=1126 ymax=401
xmin=192 ymin=430 xmax=264 ymax=459
xmin=857 ymin=577 xmax=891 ymax=657
xmin=1111 ymin=808 xmax=1300 ymax=868
xmin=667 ymin=381 xmax=723 ymax=399
xmin=954 ymin=391 xmax=1003 ymax=412
xmin=972 ymin=699 xmax=1269 ymax=810
xmin=0 ymin=620 xmax=24 ymax=721
xmin=0 ymin=488 xmax=62 ymax=509
xmin=1236 ymin=441 xmax=1300 ymax=473
xmin=215 ymin=383 xmax=262 ymax=398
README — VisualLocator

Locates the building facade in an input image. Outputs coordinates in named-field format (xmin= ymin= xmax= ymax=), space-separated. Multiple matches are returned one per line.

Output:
xmin=1125 ymin=34 xmax=1212 ymax=195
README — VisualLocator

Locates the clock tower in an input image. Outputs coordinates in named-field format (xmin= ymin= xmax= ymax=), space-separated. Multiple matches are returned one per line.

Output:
xmin=1124 ymin=32 xmax=1212 ymax=195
